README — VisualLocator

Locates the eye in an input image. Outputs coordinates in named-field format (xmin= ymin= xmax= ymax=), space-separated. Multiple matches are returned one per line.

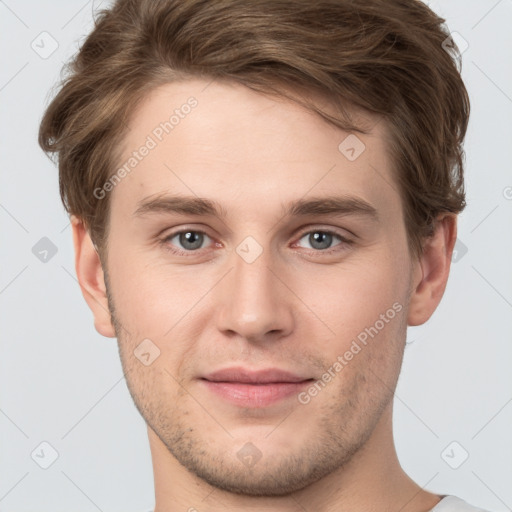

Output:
xmin=163 ymin=230 xmax=212 ymax=254
xmin=160 ymin=227 xmax=353 ymax=257
xmin=295 ymin=229 xmax=352 ymax=252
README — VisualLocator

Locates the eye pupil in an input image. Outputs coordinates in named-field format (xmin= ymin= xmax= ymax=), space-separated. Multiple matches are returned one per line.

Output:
xmin=179 ymin=231 xmax=203 ymax=250
xmin=310 ymin=232 xmax=333 ymax=250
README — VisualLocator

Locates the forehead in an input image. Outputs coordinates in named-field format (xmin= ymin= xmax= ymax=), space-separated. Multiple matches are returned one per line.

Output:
xmin=110 ymin=79 xmax=400 ymax=221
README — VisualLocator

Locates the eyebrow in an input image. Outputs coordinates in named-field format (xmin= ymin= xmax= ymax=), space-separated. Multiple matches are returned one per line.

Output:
xmin=133 ymin=193 xmax=379 ymax=222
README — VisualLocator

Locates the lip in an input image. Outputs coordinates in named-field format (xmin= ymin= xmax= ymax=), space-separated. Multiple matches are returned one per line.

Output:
xmin=200 ymin=367 xmax=314 ymax=408
xmin=202 ymin=367 xmax=311 ymax=384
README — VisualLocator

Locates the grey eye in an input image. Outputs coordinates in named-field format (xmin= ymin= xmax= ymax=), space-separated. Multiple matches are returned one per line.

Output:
xmin=171 ymin=231 xmax=209 ymax=251
xmin=298 ymin=231 xmax=342 ymax=251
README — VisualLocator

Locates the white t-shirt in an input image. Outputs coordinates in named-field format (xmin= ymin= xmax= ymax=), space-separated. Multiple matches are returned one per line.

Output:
xmin=431 ymin=495 xmax=490 ymax=511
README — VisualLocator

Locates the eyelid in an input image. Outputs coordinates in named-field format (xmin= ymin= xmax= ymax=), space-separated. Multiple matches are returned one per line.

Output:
xmin=160 ymin=225 xmax=354 ymax=258
xmin=160 ymin=227 xmax=215 ymax=255
xmin=294 ymin=224 xmax=353 ymax=240
xmin=292 ymin=227 xmax=354 ymax=252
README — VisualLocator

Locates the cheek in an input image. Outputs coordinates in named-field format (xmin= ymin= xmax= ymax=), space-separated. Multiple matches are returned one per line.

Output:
xmin=107 ymin=249 xmax=211 ymax=336
xmin=295 ymin=251 xmax=408 ymax=338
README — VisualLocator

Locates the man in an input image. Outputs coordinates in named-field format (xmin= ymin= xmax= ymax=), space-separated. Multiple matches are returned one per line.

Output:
xmin=39 ymin=0 xmax=488 ymax=510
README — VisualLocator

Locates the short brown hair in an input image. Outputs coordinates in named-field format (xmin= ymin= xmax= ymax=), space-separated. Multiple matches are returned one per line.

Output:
xmin=38 ymin=0 xmax=470 ymax=261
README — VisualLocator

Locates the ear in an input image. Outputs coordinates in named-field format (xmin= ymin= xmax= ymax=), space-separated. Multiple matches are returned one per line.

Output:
xmin=71 ymin=215 xmax=116 ymax=337
xmin=407 ymin=213 xmax=458 ymax=326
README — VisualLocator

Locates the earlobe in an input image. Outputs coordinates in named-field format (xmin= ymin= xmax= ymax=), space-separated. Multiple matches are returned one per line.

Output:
xmin=71 ymin=215 xmax=116 ymax=338
xmin=407 ymin=214 xmax=458 ymax=327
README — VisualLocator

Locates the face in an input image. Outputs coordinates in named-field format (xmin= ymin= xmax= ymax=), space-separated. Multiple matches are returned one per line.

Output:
xmin=102 ymin=79 xmax=416 ymax=496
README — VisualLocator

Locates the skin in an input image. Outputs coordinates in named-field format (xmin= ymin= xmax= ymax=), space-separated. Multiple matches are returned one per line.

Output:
xmin=72 ymin=79 xmax=457 ymax=511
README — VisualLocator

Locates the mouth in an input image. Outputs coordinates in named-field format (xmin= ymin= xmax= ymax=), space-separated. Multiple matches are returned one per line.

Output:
xmin=199 ymin=367 xmax=315 ymax=407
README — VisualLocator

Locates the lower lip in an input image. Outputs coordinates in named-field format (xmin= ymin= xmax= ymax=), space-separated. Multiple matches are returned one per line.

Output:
xmin=201 ymin=380 xmax=313 ymax=407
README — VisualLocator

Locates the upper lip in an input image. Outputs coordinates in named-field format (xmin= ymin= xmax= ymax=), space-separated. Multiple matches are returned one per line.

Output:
xmin=202 ymin=367 xmax=312 ymax=384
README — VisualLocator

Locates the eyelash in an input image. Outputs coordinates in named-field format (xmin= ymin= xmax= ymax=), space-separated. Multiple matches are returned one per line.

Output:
xmin=160 ymin=227 xmax=354 ymax=257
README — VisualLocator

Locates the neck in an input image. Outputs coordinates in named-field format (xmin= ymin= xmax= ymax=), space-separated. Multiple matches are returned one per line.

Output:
xmin=149 ymin=402 xmax=441 ymax=512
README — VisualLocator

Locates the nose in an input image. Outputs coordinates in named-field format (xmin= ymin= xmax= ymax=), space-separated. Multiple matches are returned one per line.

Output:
xmin=215 ymin=242 xmax=295 ymax=344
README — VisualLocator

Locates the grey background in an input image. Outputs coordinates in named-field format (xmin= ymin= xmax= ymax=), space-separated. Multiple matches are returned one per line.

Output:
xmin=1 ymin=0 xmax=511 ymax=511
